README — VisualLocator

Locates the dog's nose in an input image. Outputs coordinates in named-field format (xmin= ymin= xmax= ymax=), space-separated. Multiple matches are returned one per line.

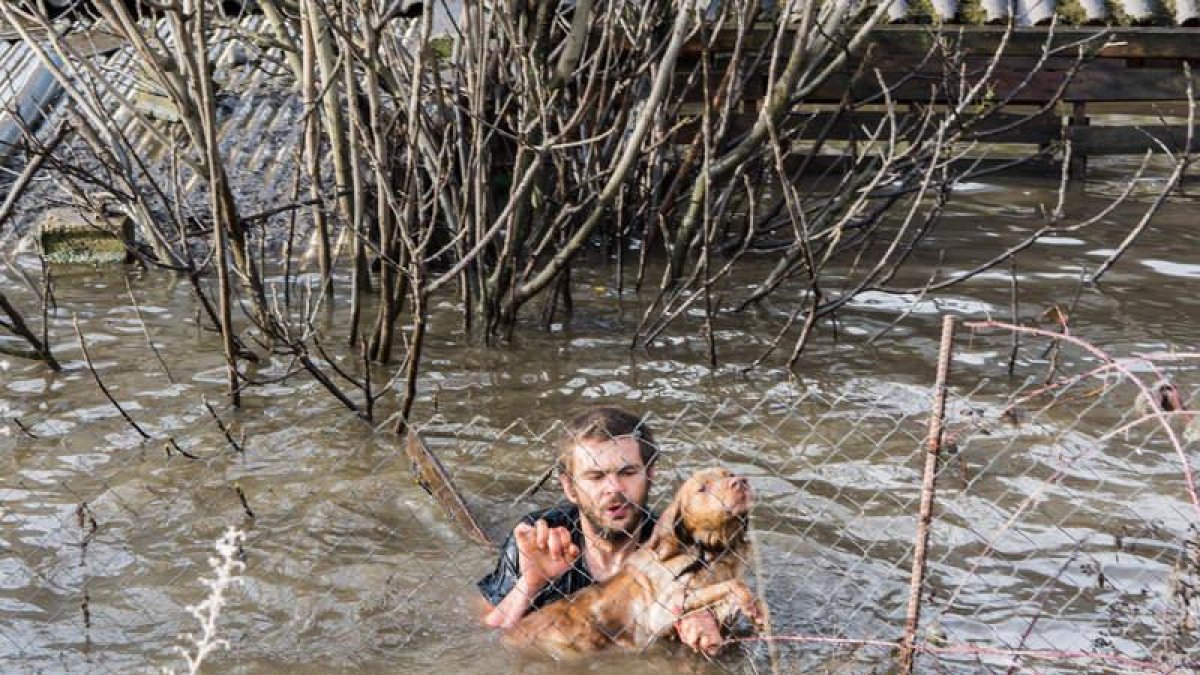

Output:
xmin=731 ymin=476 xmax=749 ymax=491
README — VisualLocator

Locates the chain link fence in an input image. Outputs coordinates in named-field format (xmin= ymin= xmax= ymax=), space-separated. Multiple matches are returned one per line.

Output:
xmin=2 ymin=315 xmax=1198 ymax=673
xmin=404 ymin=317 xmax=1200 ymax=673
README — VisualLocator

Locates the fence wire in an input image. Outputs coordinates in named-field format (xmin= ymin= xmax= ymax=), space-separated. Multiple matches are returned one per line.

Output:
xmin=2 ymin=318 xmax=1198 ymax=674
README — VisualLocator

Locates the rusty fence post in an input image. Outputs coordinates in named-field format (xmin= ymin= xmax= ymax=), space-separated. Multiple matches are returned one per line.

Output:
xmin=900 ymin=314 xmax=956 ymax=673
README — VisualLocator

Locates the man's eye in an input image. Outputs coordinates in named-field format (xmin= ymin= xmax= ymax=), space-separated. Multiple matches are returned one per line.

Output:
xmin=583 ymin=473 xmax=603 ymax=481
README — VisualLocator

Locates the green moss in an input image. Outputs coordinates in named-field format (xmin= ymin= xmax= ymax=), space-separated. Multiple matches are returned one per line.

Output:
xmin=427 ymin=36 xmax=454 ymax=61
xmin=958 ymin=0 xmax=988 ymax=24
xmin=41 ymin=232 xmax=128 ymax=265
xmin=1056 ymin=0 xmax=1088 ymax=25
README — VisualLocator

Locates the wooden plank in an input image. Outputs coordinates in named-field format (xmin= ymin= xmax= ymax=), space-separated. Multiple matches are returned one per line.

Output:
xmin=688 ymin=25 xmax=1200 ymax=60
xmin=62 ymin=29 xmax=126 ymax=58
xmin=677 ymin=110 xmax=1063 ymax=145
xmin=781 ymin=153 xmax=1061 ymax=176
xmin=682 ymin=53 xmax=1120 ymax=78
xmin=677 ymin=71 xmax=767 ymax=103
xmin=405 ymin=431 xmax=496 ymax=550
xmin=859 ymin=54 xmax=1123 ymax=74
xmin=0 ymin=8 xmax=37 ymax=43
xmin=0 ymin=27 xmax=125 ymax=58
xmin=802 ymin=67 xmax=1196 ymax=103
xmin=1089 ymin=101 xmax=1193 ymax=116
xmin=1070 ymin=124 xmax=1200 ymax=153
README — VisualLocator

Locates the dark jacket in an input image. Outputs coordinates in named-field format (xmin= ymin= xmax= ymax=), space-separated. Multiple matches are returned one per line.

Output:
xmin=477 ymin=504 xmax=657 ymax=612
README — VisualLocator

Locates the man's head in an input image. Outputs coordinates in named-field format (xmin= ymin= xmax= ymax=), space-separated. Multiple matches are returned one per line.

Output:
xmin=557 ymin=407 xmax=658 ymax=542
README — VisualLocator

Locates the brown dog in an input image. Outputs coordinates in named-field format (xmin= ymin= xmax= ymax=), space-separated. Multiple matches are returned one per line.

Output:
xmin=503 ymin=467 xmax=765 ymax=659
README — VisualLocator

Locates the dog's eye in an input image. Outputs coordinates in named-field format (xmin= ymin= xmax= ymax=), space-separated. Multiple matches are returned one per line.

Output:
xmin=697 ymin=483 xmax=707 ymax=493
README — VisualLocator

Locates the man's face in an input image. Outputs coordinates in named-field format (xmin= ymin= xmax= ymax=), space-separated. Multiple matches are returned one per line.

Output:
xmin=560 ymin=435 xmax=653 ymax=542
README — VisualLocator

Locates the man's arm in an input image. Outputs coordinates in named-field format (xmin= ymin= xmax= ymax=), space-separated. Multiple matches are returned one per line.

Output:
xmin=483 ymin=574 xmax=551 ymax=628
xmin=480 ymin=519 xmax=580 ymax=628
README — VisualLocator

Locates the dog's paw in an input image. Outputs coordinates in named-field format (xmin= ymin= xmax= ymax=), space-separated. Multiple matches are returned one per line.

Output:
xmin=730 ymin=582 xmax=767 ymax=630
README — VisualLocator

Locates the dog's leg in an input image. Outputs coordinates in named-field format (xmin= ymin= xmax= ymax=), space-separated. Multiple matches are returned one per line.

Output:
xmin=680 ymin=579 xmax=766 ymax=630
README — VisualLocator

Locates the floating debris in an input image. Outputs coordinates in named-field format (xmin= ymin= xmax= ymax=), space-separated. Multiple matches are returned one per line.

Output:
xmin=405 ymin=431 xmax=495 ymax=550
xmin=38 ymin=207 xmax=132 ymax=265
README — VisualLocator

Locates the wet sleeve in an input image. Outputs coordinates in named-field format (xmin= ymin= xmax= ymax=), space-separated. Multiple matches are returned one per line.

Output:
xmin=477 ymin=529 xmax=521 ymax=606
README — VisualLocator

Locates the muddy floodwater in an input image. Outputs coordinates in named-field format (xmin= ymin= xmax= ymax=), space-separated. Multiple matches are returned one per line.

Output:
xmin=3 ymin=166 xmax=1200 ymax=673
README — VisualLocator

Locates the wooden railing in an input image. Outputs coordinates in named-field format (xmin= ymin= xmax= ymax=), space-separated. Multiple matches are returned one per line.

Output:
xmin=678 ymin=24 xmax=1200 ymax=174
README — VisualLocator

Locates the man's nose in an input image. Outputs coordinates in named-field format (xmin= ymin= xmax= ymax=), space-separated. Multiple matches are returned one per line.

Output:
xmin=602 ymin=473 xmax=622 ymax=492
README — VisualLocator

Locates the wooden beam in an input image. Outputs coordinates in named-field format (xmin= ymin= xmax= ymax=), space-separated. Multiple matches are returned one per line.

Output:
xmin=675 ymin=111 xmax=1197 ymax=156
xmin=0 ymin=13 xmax=124 ymax=58
xmin=780 ymin=153 xmax=1061 ymax=176
xmin=686 ymin=25 xmax=1200 ymax=60
xmin=677 ymin=110 xmax=1063 ymax=145
xmin=1070 ymin=124 xmax=1200 ymax=154
xmin=802 ymin=67 xmax=1197 ymax=103
xmin=405 ymin=431 xmax=496 ymax=550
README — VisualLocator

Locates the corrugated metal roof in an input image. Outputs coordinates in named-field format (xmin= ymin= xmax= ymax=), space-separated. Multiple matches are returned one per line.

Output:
xmin=0 ymin=39 xmax=59 ymax=161
xmin=0 ymin=14 xmax=311 ymax=237
xmin=884 ymin=0 xmax=1200 ymax=25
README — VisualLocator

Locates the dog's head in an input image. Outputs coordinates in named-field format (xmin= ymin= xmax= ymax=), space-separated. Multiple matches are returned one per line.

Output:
xmin=650 ymin=467 xmax=753 ymax=557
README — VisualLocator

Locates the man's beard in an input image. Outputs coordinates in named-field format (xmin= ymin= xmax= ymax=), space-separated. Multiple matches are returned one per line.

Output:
xmin=580 ymin=500 xmax=647 ymax=542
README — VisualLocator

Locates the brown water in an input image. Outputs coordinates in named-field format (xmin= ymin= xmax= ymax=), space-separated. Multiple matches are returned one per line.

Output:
xmin=3 ymin=166 xmax=1200 ymax=673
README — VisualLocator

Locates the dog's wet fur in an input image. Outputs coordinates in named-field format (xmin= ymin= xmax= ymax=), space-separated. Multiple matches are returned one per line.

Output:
xmin=504 ymin=467 xmax=765 ymax=659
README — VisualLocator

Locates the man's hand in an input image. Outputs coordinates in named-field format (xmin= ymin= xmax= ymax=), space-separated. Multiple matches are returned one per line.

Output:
xmin=514 ymin=519 xmax=580 ymax=586
xmin=484 ymin=520 xmax=581 ymax=629
xmin=675 ymin=610 xmax=723 ymax=657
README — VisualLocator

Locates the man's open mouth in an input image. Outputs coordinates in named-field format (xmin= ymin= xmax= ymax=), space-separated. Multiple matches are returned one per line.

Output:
xmin=604 ymin=503 xmax=631 ymax=519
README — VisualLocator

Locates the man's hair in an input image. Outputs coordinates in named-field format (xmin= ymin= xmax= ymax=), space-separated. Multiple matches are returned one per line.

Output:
xmin=557 ymin=406 xmax=658 ymax=477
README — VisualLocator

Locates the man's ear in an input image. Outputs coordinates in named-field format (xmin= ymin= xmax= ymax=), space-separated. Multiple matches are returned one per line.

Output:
xmin=559 ymin=472 xmax=579 ymax=505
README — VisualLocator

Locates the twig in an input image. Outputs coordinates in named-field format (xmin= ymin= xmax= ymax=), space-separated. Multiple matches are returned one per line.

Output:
xmin=1004 ymin=539 xmax=1086 ymax=675
xmin=0 ymin=122 xmax=69 ymax=231
xmin=12 ymin=416 xmax=37 ymax=439
xmin=125 ymin=275 xmax=175 ymax=384
xmin=202 ymin=397 xmax=245 ymax=456
xmin=0 ymin=290 xmax=60 ymax=370
xmin=866 ymin=252 xmax=944 ymax=346
xmin=1090 ymin=62 xmax=1195 ymax=284
xmin=234 ymin=484 xmax=255 ymax=520
xmin=72 ymin=315 xmax=194 ymax=459
xmin=511 ymin=465 xmax=555 ymax=506
xmin=966 ymin=319 xmax=1200 ymax=516
xmin=1007 ymin=257 xmax=1019 ymax=375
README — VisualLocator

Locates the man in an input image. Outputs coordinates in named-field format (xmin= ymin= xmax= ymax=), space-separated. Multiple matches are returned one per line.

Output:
xmin=478 ymin=406 xmax=725 ymax=655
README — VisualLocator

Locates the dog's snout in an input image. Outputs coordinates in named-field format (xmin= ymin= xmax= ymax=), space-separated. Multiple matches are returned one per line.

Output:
xmin=731 ymin=476 xmax=749 ymax=491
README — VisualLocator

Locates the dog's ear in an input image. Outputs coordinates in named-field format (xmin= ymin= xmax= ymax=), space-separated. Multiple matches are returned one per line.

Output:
xmin=646 ymin=493 xmax=685 ymax=558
